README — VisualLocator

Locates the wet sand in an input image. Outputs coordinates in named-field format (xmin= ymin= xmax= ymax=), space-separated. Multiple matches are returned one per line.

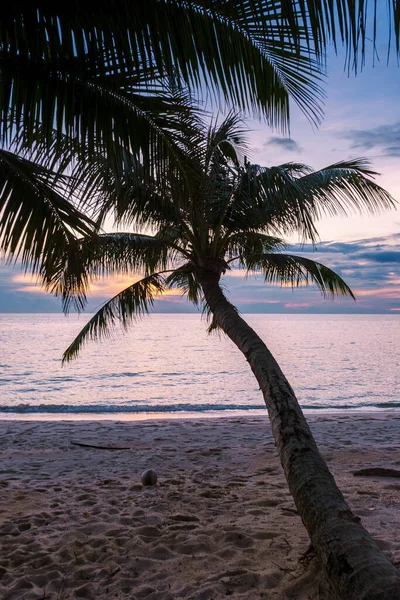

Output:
xmin=0 ymin=413 xmax=399 ymax=599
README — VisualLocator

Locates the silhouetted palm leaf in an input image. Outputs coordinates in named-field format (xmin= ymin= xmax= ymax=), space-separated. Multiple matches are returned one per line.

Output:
xmin=225 ymin=232 xmax=286 ymax=259
xmin=0 ymin=150 xmax=96 ymax=272
xmin=44 ymin=233 xmax=182 ymax=312
xmin=243 ymin=252 xmax=355 ymax=298
xmin=62 ymin=272 xmax=170 ymax=362
xmin=295 ymin=160 xmax=396 ymax=220
xmin=3 ymin=1 xmax=399 ymax=138
xmin=225 ymin=161 xmax=395 ymax=242
xmin=166 ymin=267 xmax=202 ymax=306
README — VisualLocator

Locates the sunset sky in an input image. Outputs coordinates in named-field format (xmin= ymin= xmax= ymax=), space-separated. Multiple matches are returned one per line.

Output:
xmin=1 ymin=32 xmax=399 ymax=314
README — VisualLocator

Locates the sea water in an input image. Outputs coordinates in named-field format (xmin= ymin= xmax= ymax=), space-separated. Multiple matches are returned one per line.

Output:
xmin=0 ymin=313 xmax=399 ymax=417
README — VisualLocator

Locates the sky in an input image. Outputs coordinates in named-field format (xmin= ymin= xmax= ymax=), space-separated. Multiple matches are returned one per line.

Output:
xmin=1 ymin=25 xmax=400 ymax=315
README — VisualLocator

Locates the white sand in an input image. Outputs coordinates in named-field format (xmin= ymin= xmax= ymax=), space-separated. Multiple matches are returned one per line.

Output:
xmin=0 ymin=413 xmax=399 ymax=599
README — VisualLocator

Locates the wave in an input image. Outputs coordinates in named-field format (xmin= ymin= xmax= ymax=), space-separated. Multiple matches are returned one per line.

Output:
xmin=0 ymin=403 xmax=265 ymax=414
xmin=0 ymin=402 xmax=400 ymax=414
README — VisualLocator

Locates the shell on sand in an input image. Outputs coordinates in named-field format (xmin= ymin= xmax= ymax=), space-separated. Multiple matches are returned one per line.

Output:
xmin=141 ymin=469 xmax=158 ymax=486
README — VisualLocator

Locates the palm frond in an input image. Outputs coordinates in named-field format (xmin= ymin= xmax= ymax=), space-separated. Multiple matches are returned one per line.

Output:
xmin=62 ymin=272 xmax=169 ymax=363
xmin=3 ymin=1 xmax=400 ymax=138
xmin=243 ymin=252 xmax=355 ymax=299
xmin=44 ymin=233 xmax=178 ymax=312
xmin=0 ymin=1 xmax=319 ymax=131
xmin=296 ymin=159 xmax=396 ymax=220
xmin=0 ymin=149 xmax=96 ymax=272
xmin=224 ymin=232 xmax=286 ymax=260
xmin=205 ymin=113 xmax=248 ymax=171
xmin=165 ymin=265 xmax=202 ymax=306
xmin=237 ymin=0 xmax=400 ymax=72
xmin=2 ymin=58 xmax=200 ymax=187
xmin=225 ymin=160 xmax=396 ymax=242
xmin=95 ymin=162 xmax=190 ymax=231
xmin=223 ymin=162 xmax=318 ymax=239
xmin=8 ymin=105 xmax=199 ymax=241
xmin=205 ymin=311 xmax=223 ymax=335
xmin=201 ymin=114 xmax=253 ymax=250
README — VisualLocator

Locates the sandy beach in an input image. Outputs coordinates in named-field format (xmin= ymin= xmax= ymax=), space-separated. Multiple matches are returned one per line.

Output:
xmin=0 ymin=412 xmax=399 ymax=599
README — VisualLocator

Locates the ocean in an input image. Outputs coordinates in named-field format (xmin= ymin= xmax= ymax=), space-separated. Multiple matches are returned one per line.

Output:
xmin=0 ymin=313 xmax=399 ymax=418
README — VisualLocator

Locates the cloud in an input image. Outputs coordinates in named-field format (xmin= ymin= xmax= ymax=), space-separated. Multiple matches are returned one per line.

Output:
xmin=284 ymin=302 xmax=310 ymax=309
xmin=0 ymin=263 xmax=62 ymax=312
xmin=291 ymin=233 xmax=400 ymax=260
xmin=357 ymin=251 xmax=400 ymax=263
xmin=12 ymin=273 xmax=48 ymax=294
xmin=265 ymin=137 xmax=302 ymax=152
xmin=338 ymin=122 xmax=400 ymax=158
xmin=291 ymin=240 xmax=366 ymax=255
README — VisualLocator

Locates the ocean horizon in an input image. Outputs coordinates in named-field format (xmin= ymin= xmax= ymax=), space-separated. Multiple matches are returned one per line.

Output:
xmin=1 ymin=313 xmax=399 ymax=419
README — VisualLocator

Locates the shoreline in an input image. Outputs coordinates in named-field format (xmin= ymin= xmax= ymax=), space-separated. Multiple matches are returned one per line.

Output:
xmin=0 ymin=406 xmax=399 ymax=422
xmin=1 ymin=413 xmax=399 ymax=598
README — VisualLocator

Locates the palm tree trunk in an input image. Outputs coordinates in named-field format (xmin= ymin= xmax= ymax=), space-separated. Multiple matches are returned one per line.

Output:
xmin=196 ymin=266 xmax=400 ymax=600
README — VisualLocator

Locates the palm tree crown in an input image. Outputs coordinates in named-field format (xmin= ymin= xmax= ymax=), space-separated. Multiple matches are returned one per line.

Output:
xmin=52 ymin=114 xmax=395 ymax=361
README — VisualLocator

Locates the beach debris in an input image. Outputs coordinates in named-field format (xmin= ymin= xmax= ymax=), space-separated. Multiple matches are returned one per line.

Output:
xmin=352 ymin=467 xmax=400 ymax=478
xmin=70 ymin=440 xmax=131 ymax=450
xmin=141 ymin=469 xmax=158 ymax=486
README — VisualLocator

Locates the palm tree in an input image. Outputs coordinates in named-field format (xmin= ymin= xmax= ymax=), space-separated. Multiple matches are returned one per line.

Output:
xmin=1 ymin=1 xmax=400 ymax=274
xmin=50 ymin=115 xmax=400 ymax=599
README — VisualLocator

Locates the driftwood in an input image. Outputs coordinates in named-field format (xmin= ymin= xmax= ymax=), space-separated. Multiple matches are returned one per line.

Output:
xmin=69 ymin=440 xmax=132 ymax=450
xmin=352 ymin=467 xmax=400 ymax=478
